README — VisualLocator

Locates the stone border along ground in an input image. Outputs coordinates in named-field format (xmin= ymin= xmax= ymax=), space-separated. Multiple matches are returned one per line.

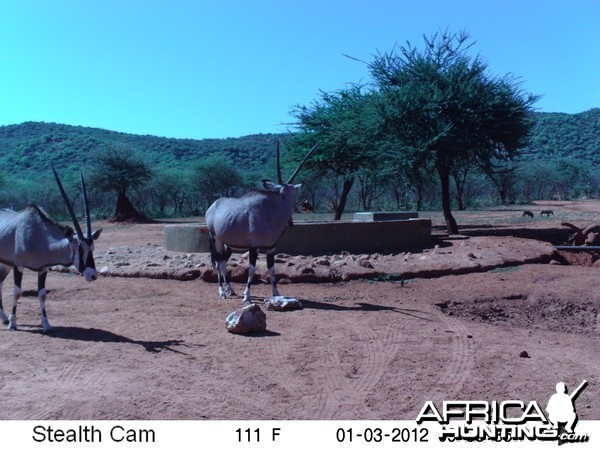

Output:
xmin=51 ymin=235 xmax=558 ymax=284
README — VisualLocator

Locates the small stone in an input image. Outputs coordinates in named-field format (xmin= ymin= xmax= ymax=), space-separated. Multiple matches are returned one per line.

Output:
xmin=264 ymin=296 xmax=303 ymax=311
xmin=519 ymin=351 xmax=530 ymax=358
xmin=358 ymin=259 xmax=374 ymax=269
xmin=145 ymin=262 xmax=161 ymax=267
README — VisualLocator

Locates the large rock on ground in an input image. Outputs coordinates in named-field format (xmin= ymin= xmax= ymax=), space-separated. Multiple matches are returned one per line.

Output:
xmin=225 ymin=304 xmax=267 ymax=334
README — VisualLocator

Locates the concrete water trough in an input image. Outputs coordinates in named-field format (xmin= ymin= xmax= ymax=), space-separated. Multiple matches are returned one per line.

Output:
xmin=164 ymin=215 xmax=432 ymax=256
xmin=353 ymin=211 xmax=419 ymax=221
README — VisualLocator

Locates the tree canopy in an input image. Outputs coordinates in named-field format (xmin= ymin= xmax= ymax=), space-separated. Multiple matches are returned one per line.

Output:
xmin=290 ymin=85 xmax=384 ymax=219
xmin=369 ymin=30 xmax=539 ymax=232
xmin=90 ymin=147 xmax=153 ymax=222
xmin=190 ymin=154 xmax=244 ymax=210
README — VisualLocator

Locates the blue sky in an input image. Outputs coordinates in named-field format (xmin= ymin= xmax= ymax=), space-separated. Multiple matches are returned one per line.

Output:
xmin=1 ymin=0 xmax=599 ymax=140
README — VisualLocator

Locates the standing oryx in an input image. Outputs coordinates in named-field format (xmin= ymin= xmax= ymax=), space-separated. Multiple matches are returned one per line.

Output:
xmin=0 ymin=168 xmax=102 ymax=332
xmin=205 ymin=142 xmax=318 ymax=303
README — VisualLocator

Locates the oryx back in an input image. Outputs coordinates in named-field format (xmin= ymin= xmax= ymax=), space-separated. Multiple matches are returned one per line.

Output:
xmin=206 ymin=190 xmax=292 ymax=250
xmin=0 ymin=206 xmax=73 ymax=271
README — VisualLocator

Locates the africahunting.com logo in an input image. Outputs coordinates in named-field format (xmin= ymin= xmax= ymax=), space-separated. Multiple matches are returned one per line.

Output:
xmin=416 ymin=380 xmax=589 ymax=444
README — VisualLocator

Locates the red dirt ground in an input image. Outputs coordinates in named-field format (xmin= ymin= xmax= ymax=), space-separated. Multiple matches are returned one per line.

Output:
xmin=1 ymin=200 xmax=599 ymax=420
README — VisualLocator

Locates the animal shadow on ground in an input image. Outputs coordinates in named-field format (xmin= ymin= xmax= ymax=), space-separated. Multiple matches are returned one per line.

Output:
xmin=245 ymin=330 xmax=281 ymax=338
xmin=299 ymin=299 xmax=434 ymax=322
xmin=25 ymin=326 xmax=190 ymax=354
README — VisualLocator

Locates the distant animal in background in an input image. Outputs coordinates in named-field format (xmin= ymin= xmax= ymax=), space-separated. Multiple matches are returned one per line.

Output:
xmin=540 ymin=210 xmax=554 ymax=217
xmin=300 ymin=200 xmax=314 ymax=212
xmin=522 ymin=210 xmax=534 ymax=218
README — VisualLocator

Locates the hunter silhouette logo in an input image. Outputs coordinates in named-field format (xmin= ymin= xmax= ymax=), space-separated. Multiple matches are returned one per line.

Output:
xmin=546 ymin=380 xmax=587 ymax=440
xmin=416 ymin=379 xmax=590 ymax=443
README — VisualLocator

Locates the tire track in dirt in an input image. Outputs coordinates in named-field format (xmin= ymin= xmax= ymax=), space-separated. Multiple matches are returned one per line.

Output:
xmin=203 ymin=367 xmax=292 ymax=420
xmin=416 ymin=312 xmax=475 ymax=413
xmin=254 ymin=323 xmax=336 ymax=418
xmin=249 ymin=311 xmax=393 ymax=419
xmin=315 ymin=319 xmax=402 ymax=419
xmin=3 ymin=361 xmax=84 ymax=420
xmin=10 ymin=356 xmax=114 ymax=420
xmin=260 ymin=306 xmax=455 ymax=420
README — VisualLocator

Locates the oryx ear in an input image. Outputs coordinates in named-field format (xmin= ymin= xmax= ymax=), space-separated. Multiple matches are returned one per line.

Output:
xmin=64 ymin=226 xmax=74 ymax=239
xmin=262 ymin=180 xmax=281 ymax=191
xmin=92 ymin=228 xmax=103 ymax=240
xmin=293 ymin=183 xmax=302 ymax=190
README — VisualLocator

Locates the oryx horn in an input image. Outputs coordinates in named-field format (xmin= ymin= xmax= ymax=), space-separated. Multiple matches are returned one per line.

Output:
xmin=276 ymin=141 xmax=283 ymax=185
xmin=287 ymin=142 xmax=320 ymax=184
xmin=52 ymin=165 xmax=85 ymax=240
xmin=80 ymin=171 xmax=92 ymax=239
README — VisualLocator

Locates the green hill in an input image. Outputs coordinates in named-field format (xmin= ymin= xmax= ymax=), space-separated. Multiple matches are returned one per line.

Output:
xmin=1 ymin=109 xmax=599 ymax=178
xmin=522 ymin=108 xmax=600 ymax=163
xmin=1 ymin=109 xmax=598 ymax=216
xmin=0 ymin=121 xmax=281 ymax=178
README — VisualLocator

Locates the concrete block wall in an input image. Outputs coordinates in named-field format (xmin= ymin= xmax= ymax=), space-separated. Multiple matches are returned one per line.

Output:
xmin=164 ymin=219 xmax=432 ymax=256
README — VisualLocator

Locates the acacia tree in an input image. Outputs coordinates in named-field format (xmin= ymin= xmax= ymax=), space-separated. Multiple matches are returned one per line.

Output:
xmin=370 ymin=29 xmax=539 ymax=233
xmin=191 ymin=154 xmax=243 ymax=211
xmin=291 ymin=85 xmax=383 ymax=220
xmin=90 ymin=147 xmax=153 ymax=222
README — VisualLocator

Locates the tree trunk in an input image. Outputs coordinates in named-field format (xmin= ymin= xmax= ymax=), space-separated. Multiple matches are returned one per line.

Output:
xmin=415 ymin=182 xmax=423 ymax=211
xmin=453 ymin=172 xmax=467 ymax=211
xmin=334 ymin=177 xmax=354 ymax=220
xmin=438 ymin=165 xmax=459 ymax=234
xmin=111 ymin=191 xmax=147 ymax=222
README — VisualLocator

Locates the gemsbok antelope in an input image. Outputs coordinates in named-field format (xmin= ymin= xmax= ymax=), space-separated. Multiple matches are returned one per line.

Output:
xmin=205 ymin=142 xmax=318 ymax=303
xmin=0 ymin=168 xmax=102 ymax=332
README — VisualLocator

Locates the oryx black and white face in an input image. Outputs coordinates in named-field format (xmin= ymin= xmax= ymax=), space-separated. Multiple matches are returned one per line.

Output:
xmin=53 ymin=166 xmax=103 ymax=281
xmin=72 ymin=232 xmax=102 ymax=282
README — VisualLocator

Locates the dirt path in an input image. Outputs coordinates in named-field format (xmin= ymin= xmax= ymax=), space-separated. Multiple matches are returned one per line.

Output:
xmin=1 ymin=202 xmax=599 ymax=420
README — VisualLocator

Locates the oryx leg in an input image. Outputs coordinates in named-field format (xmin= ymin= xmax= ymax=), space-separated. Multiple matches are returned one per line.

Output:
xmin=218 ymin=259 xmax=236 ymax=298
xmin=243 ymin=248 xmax=258 ymax=303
xmin=37 ymin=270 xmax=52 ymax=333
xmin=266 ymin=250 xmax=281 ymax=298
xmin=8 ymin=267 xmax=23 ymax=331
xmin=214 ymin=242 xmax=235 ymax=299
xmin=0 ymin=265 xmax=10 ymax=325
